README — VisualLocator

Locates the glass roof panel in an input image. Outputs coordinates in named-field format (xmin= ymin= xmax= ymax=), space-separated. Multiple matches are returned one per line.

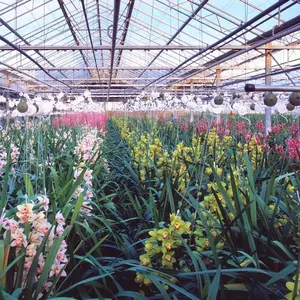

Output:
xmin=0 ymin=0 xmax=299 ymax=96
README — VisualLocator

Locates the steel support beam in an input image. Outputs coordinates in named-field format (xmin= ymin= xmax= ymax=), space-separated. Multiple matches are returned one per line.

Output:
xmin=133 ymin=0 xmax=208 ymax=83
xmin=245 ymin=84 xmax=300 ymax=93
xmin=0 ymin=66 xmax=200 ymax=71
xmin=80 ymin=0 xmax=101 ymax=81
xmin=0 ymin=61 xmax=59 ymax=91
xmin=0 ymin=35 xmax=72 ymax=89
xmin=238 ymin=0 xmax=285 ymax=23
xmin=38 ymin=77 xmax=226 ymax=81
xmin=25 ymin=87 xmax=239 ymax=95
xmin=0 ymin=17 xmax=67 ymax=79
xmin=56 ymin=0 xmax=92 ymax=77
xmin=202 ymin=15 xmax=300 ymax=69
xmin=114 ymin=0 xmax=135 ymax=77
xmin=0 ymin=65 xmax=290 ymax=71
xmin=29 ymin=83 xmax=218 ymax=88
xmin=221 ymin=63 xmax=300 ymax=87
xmin=216 ymin=65 xmax=221 ymax=88
xmin=141 ymin=0 xmax=292 ymax=90
xmin=107 ymin=0 xmax=121 ymax=103
xmin=95 ymin=0 xmax=104 ymax=67
xmin=1 ymin=44 xmax=299 ymax=51
xmin=167 ymin=23 xmax=300 ymax=88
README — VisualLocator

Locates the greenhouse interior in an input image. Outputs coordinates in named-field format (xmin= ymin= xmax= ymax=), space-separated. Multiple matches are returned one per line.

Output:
xmin=0 ymin=0 xmax=300 ymax=299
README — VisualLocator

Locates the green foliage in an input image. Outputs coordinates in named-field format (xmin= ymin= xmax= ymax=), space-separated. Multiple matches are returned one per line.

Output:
xmin=0 ymin=115 xmax=299 ymax=299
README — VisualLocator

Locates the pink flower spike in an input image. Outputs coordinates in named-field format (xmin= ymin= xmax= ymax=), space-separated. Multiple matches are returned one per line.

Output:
xmin=55 ymin=211 xmax=65 ymax=225
xmin=37 ymin=196 xmax=49 ymax=212
xmin=56 ymin=224 xmax=65 ymax=236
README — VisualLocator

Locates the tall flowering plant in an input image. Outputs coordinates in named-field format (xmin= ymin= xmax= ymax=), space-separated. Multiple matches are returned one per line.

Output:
xmin=0 ymin=195 xmax=70 ymax=300
xmin=53 ymin=112 xmax=108 ymax=131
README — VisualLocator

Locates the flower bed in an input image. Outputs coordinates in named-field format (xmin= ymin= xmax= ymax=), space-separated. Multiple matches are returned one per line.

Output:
xmin=0 ymin=115 xmax=299 ymax=299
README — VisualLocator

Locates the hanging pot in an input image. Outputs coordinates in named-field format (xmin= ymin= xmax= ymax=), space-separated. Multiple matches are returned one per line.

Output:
xmin=214 ymin=95 xmax=223 ymax=105
xmin=286 ymin=103 xmax=295 ymax=111
xmin=264 ymin=92 xmax=277 ymax=107
xmin=17 ymin=101 xmax=28 ymax=113
xmin=289 ymin=92 xmax=300 ymax=106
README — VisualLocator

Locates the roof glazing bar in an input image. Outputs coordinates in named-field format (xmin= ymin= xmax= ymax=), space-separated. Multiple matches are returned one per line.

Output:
xmin=56 ymin=0 xmax=92 ymax=77
xmin=132 ymin=0 xmax=209 ymax=84
xmin=107 ymin=0 xmax=121 ymax=102
xmin=0 ymin=17 xmax=68 ymax=78
xmin=114 ymin=0 xmax=135 ymax=77
xmin=140 ymin=0 xmax=291 ymax=91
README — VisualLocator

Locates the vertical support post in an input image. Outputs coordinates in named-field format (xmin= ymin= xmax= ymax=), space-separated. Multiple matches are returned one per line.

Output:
xmin=265 ymin=43 xmax=272 ymax=134
xmin=216 ymin=65 xmax=221 ymax=89
xmin=189 ymin=80 xmax=194 ymax=122
xmin=216 ymin=65 xmax=221 ymax=125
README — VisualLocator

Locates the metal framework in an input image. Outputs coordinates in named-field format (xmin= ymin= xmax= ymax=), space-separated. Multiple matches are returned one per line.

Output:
xmin=1 ymin=45 xmax=299 ymax=51
xmin=0 ymin=0 xmax=299 ymax=97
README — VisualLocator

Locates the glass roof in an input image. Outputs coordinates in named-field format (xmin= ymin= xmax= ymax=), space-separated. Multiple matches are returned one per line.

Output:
xmin=0 ymin=0 xmax=299 ymax=97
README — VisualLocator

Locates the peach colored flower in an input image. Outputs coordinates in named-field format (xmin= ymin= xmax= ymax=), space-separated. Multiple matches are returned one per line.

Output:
xmin=29 ymin=231 xmax=42 ymax=245
xmin=26 ymin=244 xmax=37 ymax=258
xmin=11 ymin=229 xmax=27 ymax=248
xmin=16 ymin=203 xmax=34 ymax=223
xmin=74 ymin=186 xmax=84 ymax=198
xmin=34 ymin=220 xmax=51 ymax=236
xmin=84 ymin=169 xmax=93 ymax=182
xmin=4 ymin=219 xmax=19 ymax=233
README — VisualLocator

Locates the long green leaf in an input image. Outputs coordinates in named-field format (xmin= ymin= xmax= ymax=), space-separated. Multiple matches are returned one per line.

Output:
xmin=207 ymin=266 xmax=221 ymax=300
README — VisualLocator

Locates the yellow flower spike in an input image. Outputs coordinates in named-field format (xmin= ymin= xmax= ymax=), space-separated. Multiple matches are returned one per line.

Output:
xmin=170 ymin=277 xmax=178 ymax=284
xmin=139 ymin=254 xmax=151 ymax=266
xmin=165 ymin=242 xmax=172 ymax=251
xmin=174 ymin=222 xmax=180 ymax=230
xmin=162 ymin=253 xmax=176 ymax=268
xmin=217 ymin=168 xmax=223 ymax=176
xmin=135 ymin=272 xmax=145 ymax=283
xmin=205 ymin=167 xmax=213 ymax=175
xmin=143 ymin=276 xmax=152 ymax=286
xmin=144 ymin=242 xmax=153 ymax=252
xmin=157 ymin=228 xmax=170 ymax=241
xmin=162 ymin=232 xmax=168 ymax=239
xmin=287 ymin=184 xmax=295 ymax=192
xmin=149 ymin=230 xmax=158 ymax=238
xmin=204 ymin=240 xmax=210 ymax=249
xmin=153 ymin=245 xmax=161 ymax=254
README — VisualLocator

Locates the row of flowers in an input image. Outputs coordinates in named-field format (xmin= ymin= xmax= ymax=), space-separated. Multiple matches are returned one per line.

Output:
xmin=0 ymin=118 xmax=108 ymax=299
